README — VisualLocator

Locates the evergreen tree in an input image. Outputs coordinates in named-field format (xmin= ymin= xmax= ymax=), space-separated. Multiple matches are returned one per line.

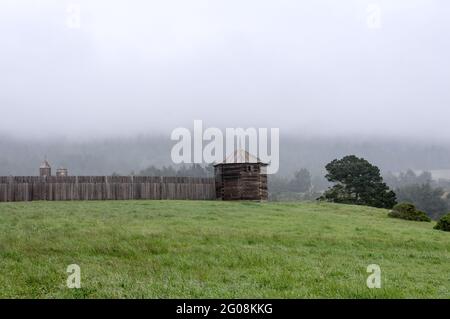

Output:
xmin=320 ymin=155 xmax=397 ymax=208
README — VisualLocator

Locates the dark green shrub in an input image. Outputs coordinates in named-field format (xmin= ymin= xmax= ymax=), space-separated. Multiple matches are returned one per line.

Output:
xmin=388 ymin=202 xmax=431 ymax=222
xmin=391 ymin=202 xmax=415 ymax=214
xmin=434 ymin=213 xmax=450 ymax=232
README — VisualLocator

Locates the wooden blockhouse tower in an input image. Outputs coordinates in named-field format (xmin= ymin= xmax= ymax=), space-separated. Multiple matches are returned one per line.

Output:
xmin=39 ymin=160 xmax=52 ymax=177
xmin=214 ymin=150 xmax=268 ymax=201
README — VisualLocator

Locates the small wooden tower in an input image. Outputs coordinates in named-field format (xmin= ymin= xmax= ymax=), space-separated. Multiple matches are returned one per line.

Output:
xmin=39 ymin=159 xmax=52 ymax=177
xmin=56 ymin=167 xmax=68 ymax=177
xmin=214 ymin=150 xmax=268 ymax=201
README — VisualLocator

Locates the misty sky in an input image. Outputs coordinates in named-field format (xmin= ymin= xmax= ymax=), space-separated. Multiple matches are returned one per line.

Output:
xmin=1 ymin=0 xmax=449 ymax=139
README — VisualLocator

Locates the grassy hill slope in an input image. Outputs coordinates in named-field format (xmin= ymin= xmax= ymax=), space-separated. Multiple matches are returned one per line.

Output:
xmin=0 ymin=200 xmax=448 ymax=298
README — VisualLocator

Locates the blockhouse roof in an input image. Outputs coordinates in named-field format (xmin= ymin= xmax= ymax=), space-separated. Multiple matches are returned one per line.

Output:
xmin=215 ymin=149 xmax=266 ymax=165
xmin=40 ymin=160 xmax=51 ymax=169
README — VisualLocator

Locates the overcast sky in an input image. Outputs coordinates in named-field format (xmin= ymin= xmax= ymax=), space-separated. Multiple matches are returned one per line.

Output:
xmin=1 ymin=0 xmax=449 ymax=139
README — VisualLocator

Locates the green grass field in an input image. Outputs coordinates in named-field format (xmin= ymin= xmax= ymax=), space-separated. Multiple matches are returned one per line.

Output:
xmin=0 ymin=200 xmax=448 ymax=298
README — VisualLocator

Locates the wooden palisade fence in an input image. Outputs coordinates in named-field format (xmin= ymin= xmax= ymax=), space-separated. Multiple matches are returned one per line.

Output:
xmin=0 ymin=176 xmax=216 ymax=202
